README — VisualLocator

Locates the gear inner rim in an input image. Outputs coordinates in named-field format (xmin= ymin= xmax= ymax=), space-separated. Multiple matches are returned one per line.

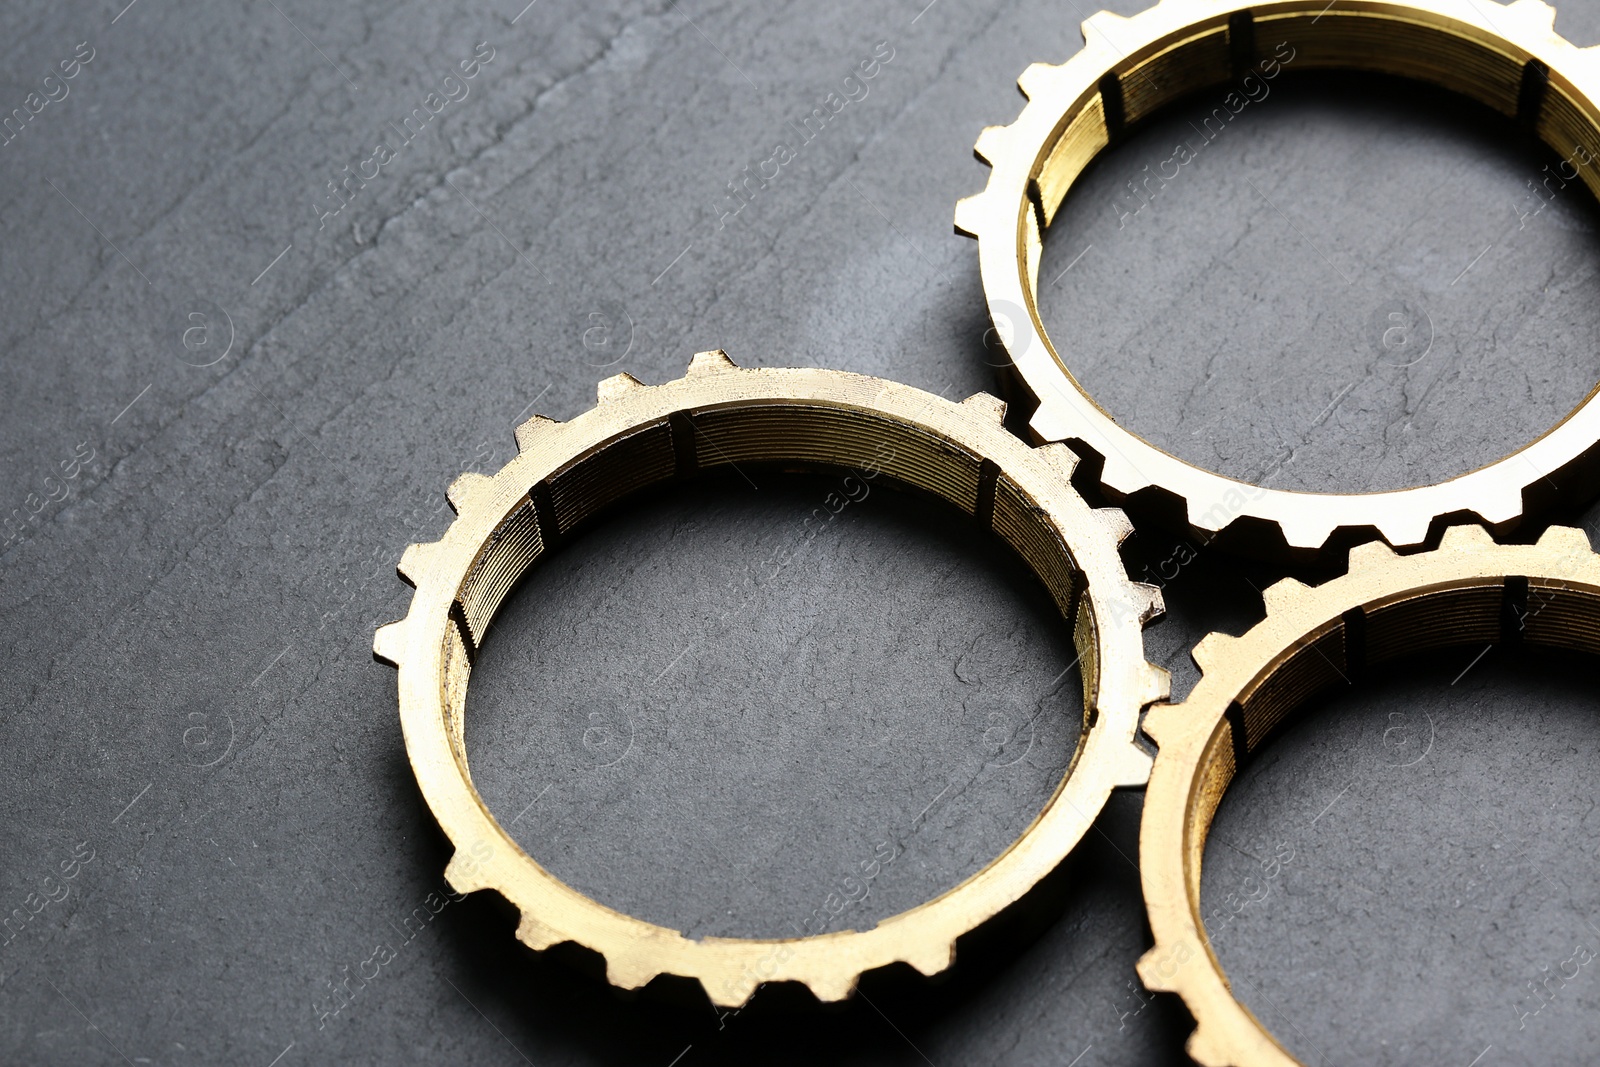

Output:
xmin=1179 ymin=574 xmax=1600 ymax=1056
xmin=381 ymin=365 xmax=1166 ymax=1005
xmin=1016 ymin=2 xmax=1600 ymax=479
xmin=436 ymin=399 xmax=1116 ymax=947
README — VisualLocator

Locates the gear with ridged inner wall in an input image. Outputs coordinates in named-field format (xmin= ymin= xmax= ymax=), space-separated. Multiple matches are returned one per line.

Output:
xmin=1137 ymin=522 xmax=1600 ymax=1066
xmin=956 ymin=0 xmax=1600 ymax=560
xmin=372 ymin=350 xmax=1170 ymax=1008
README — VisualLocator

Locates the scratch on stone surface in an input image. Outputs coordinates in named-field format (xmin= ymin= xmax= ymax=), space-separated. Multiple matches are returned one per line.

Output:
xmin=673 ymin=0 xmax=1026 ymax=329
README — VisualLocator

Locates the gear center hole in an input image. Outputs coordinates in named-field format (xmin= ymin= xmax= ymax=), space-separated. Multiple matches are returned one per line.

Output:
xmin=1035 ymin=69 xmax=1600 ymax=493
xmin=1202 ymin=642 xmax=1600 ymax=1062
xmin=465 ymin=470 xmax=1086 ymax=940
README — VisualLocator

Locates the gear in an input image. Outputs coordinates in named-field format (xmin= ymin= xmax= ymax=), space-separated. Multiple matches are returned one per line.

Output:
xmin=956 ymin=0 xmax=1600 ymax=558
xmin=1137 ymin=522 xmax=1600 ymax=1066
xmin=372 ymin=351 xmax=1169 ymax=1008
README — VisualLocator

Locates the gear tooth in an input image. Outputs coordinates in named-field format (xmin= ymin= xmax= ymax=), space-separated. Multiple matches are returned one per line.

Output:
xmin=1094 ymin=506 xmax=1135 ymax=546
xmin=1144 ymin=662 xmax=1172 ymax=704
xmin=1475 ymin=485 xmax=1525 ymax=525
xmin=397 ymin=541 xmax=440 ymax=587
xmin=373 ymin=620 xmax=407 ymax=665
xmin=514 ymin=911 xmax=561 ymax=952
xmin=1028 ymin=401 xmax=1073 ymax=444
xmin=1081 ymin=9 xmax=1129 ymax=46
xmin=1038 ymin=441 xmax=1079 ymax=479
xmin=687 ymin=348 xmax=739 ymax=375
xmin=953 ymin=194 xmax=986 ymax=237
xmin=960 ymin=391 xmax=1008 ymax=423
xmin=1185 ymin=1022 xmax=1232 ymax=1067
xmin=447 ymin=470 xmax=494 ymax=514
xmin=1347 ymin=538 xmax=1397 ymax=571
xmin=1273 ymin=512 xmax=1335 ymax=551
xmin=444 ymin=849 xmax=488 ymax=895
xmin=1016 ymin=61 xmax=1058 ymax=99
xmin=1135 ymin=946 xmax=1159 ymax=987
xmin=1439 ymin=523 xmax=1495 ymax=550
xmin=1132 ymin=581 xmax=1164 ymax=624
xmin=1141 ymin=701 xmax=1184 ymax=747
xmin=706 ymin=973 xmax=760 ymax=1010
xmin=973 ymin=124 xmax=1009 ymax=164
xmin=1381 ymin=510 xmax=1433 ymax=549
xmin=805 ymin=969 xmax=861 ymax=1002
xmin=1190 ymin=632 xmax=1234 ymax=673
xmin=597 ymin=372 xmax=646 ymax=402
xmin=1506 ymin=0 xmax=1557 ymax=28
xmin=1100 ymin=451 xmax=1151 ymax=497
xmin=1260 ymin=576 xmax=1309 ymax=613
xmin=902 ymin=939 xmax=956 ymax=979
xmin=1112 ymin=742 xmax=1154 ymax=787
xmin=603 ymin=954 xmax=659 ymax=992
xmin=1537 ymin=525 xmax=1592 ymax=554
xmin=1136 ymin=944 xmax=1178 ymax=991
xmin=514 ymin=413 xmax=560 ymax=452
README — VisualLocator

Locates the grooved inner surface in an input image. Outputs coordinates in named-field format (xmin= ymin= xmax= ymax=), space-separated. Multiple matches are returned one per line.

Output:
xmin=1187 ymin=582 xmax=1600 ymax=1062
xmin=461 ymin=471 xmax=1088 ymax=939
xmin=1028 ymin=8 xmax=1600 ymax=493
xmin=435 ymin=397 xmax=1111 ymax=939
xmin=1033 ymin=11 xmax=1568 ymax=222
xmin=1203 ymin=642 xmax=1600 ymax=1064
xmin=446 ymin=401 xmax=1092 ymax=728
xmin=691 ymin=405 xmax=982 ymax=511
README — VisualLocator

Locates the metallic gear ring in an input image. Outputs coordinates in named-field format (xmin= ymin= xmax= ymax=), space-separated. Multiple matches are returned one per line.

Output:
xmin=1138 ymin=522 xmax=1600 ymax=1066
xmin=372 ymin=351 xmax=1169 ymax=1008
xmin=956 ymin=0 xmax=1600 ymax=558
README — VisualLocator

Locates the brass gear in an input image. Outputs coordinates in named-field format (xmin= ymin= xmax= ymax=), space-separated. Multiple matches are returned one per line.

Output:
xmin=1137 ymin=522 xmax=1600 ymax=1066
xmin=372 ymin=351 xmax=1169 ymax=1008
xmin=956 ymin=0 xmax=1600 ymax=559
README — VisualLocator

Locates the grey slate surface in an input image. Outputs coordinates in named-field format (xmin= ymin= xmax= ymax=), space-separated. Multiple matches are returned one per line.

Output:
xmin=4 ymin=0 xmax=1600 ymax=1063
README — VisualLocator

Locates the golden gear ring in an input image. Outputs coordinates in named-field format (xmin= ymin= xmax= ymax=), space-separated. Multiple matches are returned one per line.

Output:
xmin=1138 ymin=522 xmax=1600 ymax=1066
xmin=956 ymin=0 xmax=1600 ymax=558
xmin=372 ymin=351 xmax=1169 ymax=1008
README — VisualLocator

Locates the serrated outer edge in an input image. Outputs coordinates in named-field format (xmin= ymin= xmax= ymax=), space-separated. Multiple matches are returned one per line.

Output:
xmin=1017 ymin=61 xmax=1061 ymax=99
xmin=961 ymin=0 xmax=1597 ymax=557
xmin=396 ymin=541 xmax=440 ymax=586
xmin=1345 ymin=538 xmax=1398 ymax=570
xmin=687 ymin=348 xmax=740 ymax=375
xmin=1508 ymin=0 xmax=1558 ymax=28
xmin=960 ymin=390 xmax=1009 ymax=423
xmin=1439 ymin=521 xmax=1498 ymax=549
xmin=372 ymin=620 xmax=407 ymax=665
xmin=1080 ymin=9 xmax=1135 ymax=54
xmin=1187 ymin=631 xmax=1234 ymax=673
xmin=1140 ymin=526 xmax=1600 ymax=1066
xmin=1132 ymin=580 xmax=1164 ymax=624
xmin=1039 ymin=440 xmax=1080 ymax=479
xmin=514 ymin=413 xmax=560 ymax=452
xmin=972 ymin=124 xmax=1010 ymax=164
xmin=597 ymin=371 xmax=645 ymax=402
xmin=1095 ymin=506 xmax=1136 ymax=546
xmin=446 ymin=470 xmax=494 ymax=514
xmin=374 ymin=357 xmax=1169 ymax=1009
xmin=1257 ymin=576 xmax=1308 ymax=613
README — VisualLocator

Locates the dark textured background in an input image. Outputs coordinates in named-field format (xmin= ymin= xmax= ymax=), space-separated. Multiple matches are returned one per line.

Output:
xmin=5 ymin=0 xmax=1600 ymax=1064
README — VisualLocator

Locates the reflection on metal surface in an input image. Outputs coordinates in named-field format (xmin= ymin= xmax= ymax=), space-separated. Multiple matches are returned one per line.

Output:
xmin=958 ymin=0 xmax=1600 ymax=559
xmin=1140 ymin=523 xmax=1600 ymax=1065
xmin=373 ymin=351 xmax=1168 ymax=1007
